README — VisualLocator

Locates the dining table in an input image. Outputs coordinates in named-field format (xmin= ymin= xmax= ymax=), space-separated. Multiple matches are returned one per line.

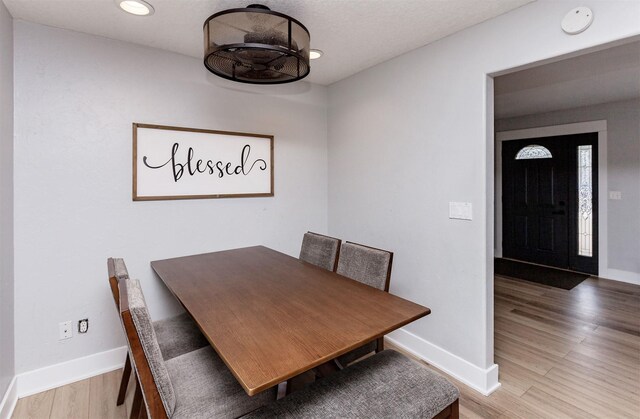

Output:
xmin=150 ymin=245 xmax=430 ymax=396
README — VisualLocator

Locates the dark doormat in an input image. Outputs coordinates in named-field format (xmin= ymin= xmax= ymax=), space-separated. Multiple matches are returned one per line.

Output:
xmin=495 ymin=258 xmax=589 ymax=290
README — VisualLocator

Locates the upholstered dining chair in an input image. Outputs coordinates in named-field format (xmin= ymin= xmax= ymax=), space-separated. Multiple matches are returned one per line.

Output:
xmin=244 ymin=350 xmax=460 ymax=419
xmin=299 ymin=231 xmax=341 ymax=271
xmin=107 ymin=258 xmax=209 ymax=412
xmin=335 ymin=242 xmax=393 ymax=367
xmin=118 ymin=277 xmax=276 ymax=419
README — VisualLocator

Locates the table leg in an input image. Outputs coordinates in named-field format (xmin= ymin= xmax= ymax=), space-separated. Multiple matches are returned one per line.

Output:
xmin=283 ymin=369 xmax=317 ymax=396
xmin=315 ymin=359 xmax=341 ymax=378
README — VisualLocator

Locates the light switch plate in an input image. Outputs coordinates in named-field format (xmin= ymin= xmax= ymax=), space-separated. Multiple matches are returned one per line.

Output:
xmin=449 ymin=202 xmax=472 ymax=220
xmin=609 ymin=191 xmax=622 ymax=200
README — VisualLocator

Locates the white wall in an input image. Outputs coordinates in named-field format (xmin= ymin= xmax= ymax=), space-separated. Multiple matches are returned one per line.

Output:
xmin=0 ymin=0 xmax=15 ymax=400
xmin=496 ymin=99 xmax=640 ymax=279
xmin=13 ymin=21 xmax=329 ymax=374
xmin=8 ymin=0 xmax=640 ymax=397
xmin=327 ymin=0 xmax=640 ymax=393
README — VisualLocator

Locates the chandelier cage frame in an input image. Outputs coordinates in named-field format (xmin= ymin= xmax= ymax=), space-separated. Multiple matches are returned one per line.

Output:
xmin=203 ymin=5 xmax=311 ymax=84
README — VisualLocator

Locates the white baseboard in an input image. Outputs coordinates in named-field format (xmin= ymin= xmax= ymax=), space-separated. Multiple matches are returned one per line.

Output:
xmin=16 ymin=346 xmax=127 ymax=399
xmin=0 ymin=376 xmax=18 ymax=419
xmin=387 ymin=328 xmax=501 ymax=396
xmin=599 ymin=268 xmax=640 ymax=286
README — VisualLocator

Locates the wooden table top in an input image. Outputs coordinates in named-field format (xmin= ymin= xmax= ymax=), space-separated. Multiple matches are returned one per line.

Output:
xmin=150 ymin=246 xmax=430 ymax=396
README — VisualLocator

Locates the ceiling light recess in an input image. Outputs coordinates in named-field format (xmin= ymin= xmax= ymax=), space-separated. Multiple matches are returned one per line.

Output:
xmin=116 ymin=0 xmax=154 ymax=16
xmin=310 ymin=49 xmax=323 ymax=60
xmin=203 ymin=4 xmax=310 ymax=84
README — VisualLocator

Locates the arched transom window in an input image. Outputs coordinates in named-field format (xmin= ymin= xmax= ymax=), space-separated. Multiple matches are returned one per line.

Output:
xmin=515 ymin=144 xmax=552 ymax=160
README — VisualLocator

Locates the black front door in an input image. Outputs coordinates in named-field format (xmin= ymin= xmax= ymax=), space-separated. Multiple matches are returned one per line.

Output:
xmin=502 ymin=133 xmax=598 ymax=275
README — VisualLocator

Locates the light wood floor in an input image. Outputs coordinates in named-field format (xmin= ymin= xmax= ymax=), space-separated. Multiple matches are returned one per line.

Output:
xmin=12 ymin=275 xmax=640 ymax=418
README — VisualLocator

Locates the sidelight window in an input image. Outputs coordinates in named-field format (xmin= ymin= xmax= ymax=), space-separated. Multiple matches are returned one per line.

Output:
xmin=515 ymin=144 xmax=552 ymax=160
xmin=578 ymin=145 xmax=593 ymax=257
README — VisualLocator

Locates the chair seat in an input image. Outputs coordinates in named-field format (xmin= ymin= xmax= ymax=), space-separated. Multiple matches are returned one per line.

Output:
xmin=166 ymin=346 xmax=277 ymax=419
xmin=336 ymin=340 xmax=376 ymax=367
xmin=243 ymin=350 xmax=459 ymax=419
xmin=154 ymin=312 xmax=209 ymax=360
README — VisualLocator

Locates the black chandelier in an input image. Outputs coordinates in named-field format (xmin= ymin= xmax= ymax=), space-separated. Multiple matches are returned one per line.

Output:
xmin=203 ymin=4 xmax=310 ymax=84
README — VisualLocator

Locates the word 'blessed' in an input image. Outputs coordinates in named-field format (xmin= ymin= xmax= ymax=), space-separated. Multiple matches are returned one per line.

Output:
xmin=143 ymin=143 xmax=267 ymax=182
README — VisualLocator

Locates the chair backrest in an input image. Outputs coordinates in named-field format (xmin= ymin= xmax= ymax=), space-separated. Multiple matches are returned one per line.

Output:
xmin=119 ymin=277 xmax=173 ymax=419
xmin=336 ymin=242 xmax=393 ymax=291
xmin=299 ymin=232 xmax=342 ymax=271
xmin=107 ymin=258 xmax=130 ymax=310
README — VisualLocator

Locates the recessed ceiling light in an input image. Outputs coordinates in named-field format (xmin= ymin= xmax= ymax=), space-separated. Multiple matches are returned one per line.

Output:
xmin=116 ymin=0 xmax=154 ymax=16
xmin=310 ymin=49 xmax=324 ymax=60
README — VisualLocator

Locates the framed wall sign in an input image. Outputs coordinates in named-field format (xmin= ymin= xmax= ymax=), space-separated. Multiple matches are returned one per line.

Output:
xmin=133 ymin=123 xmax=274 ymax=201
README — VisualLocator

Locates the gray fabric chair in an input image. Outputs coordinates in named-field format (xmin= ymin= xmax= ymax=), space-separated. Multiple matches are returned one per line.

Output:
xmin=107 ymin=258 xmax=209 ymax=411
xmin=334 ymin=242 xmax=393 ymax=367
xmin=244 ymin=349 xmax=459 ymax=419
xmin=154 ymin=313 xmax=209 ymax=361
xmin=299 ymin=232 xmax=341 ymax=271
xmin=122 ymin=278 xmax=277 ymax=419
xmin=336 ymin=241 xmax=393 ymax=291
xmin=109 ymin=258 xmax=209 ymax=360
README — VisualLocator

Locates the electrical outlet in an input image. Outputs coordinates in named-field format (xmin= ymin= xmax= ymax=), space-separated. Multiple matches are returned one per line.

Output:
xmin=78 ymin=319 xmax=89 ymax=334
xmin=59 ymin=321 xmax=72 ymax=340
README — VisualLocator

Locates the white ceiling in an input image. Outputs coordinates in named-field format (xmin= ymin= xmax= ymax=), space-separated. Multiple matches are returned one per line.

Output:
xmin=495 ymin=41 xmax=640 ymax=119
xmin=3 ymin=0 xmax=532 ymax=85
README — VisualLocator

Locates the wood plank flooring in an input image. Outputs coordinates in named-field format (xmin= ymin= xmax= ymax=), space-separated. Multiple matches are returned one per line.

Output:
xmin=12 ymin=368 xmax=138 ymax=419
xmin=12 ymin=275 xmax=640 ymax=418
xmin=488 ymin=274 xmax=639 ymax=419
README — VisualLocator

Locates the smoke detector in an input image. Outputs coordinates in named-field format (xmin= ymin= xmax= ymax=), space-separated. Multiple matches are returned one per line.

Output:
xmin=561 ymin=7 xmax=593 ymax=35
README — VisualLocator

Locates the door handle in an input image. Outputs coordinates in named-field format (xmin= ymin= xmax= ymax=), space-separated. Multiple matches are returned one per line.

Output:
xmin=552 ymin=210 xmax=565 ymax=215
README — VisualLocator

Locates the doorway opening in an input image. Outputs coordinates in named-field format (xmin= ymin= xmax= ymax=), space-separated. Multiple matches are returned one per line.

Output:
xmin=501 ymin=133 xmax=599 ymax=276
xmin=488 ymin=38 xmax=640 ymax=404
